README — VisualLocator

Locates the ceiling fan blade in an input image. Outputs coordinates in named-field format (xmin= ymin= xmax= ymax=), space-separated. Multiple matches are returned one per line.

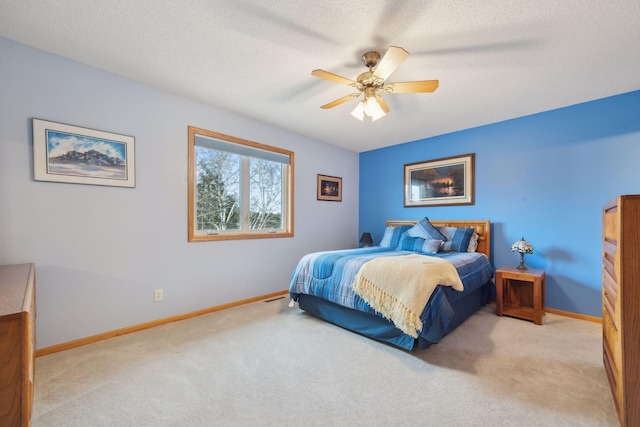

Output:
xmin=375 ymin=94 xmax=390 ymax=113
xmin=372 ymin=46 xmax=409 ymax=81
xmin=311 ymin=69 xmax=356 ymax=86
xmin=386 ymin=80 xmax=439 ymax=93
xmin=320 ymin=93 xmax=360 ymax=109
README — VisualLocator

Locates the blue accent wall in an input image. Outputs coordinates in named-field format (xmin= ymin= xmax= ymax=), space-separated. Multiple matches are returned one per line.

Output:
xmin=359 ymin=90 xmax=640 ymax=317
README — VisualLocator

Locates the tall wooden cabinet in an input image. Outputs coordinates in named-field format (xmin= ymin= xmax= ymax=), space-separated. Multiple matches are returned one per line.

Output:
xmin=602 ymin=196 xmax=640 ymax=427
xmin=0 ymin=263 xmax=36 ymax=427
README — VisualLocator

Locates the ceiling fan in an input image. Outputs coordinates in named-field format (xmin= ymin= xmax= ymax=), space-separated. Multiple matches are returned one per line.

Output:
xmin=311 ymin=46 xmax=439 ymax=121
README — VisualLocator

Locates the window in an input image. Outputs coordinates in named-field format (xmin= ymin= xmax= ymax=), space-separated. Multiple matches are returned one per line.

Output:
xmin=188 ymin=126 xmax=294 ymax=241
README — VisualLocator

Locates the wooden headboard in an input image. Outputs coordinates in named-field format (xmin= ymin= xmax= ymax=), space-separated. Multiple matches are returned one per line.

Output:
xmin=385 ymin=219 xmax=491 ymax=259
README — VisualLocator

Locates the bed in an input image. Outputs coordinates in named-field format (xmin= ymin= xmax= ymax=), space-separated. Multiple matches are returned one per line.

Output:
xmin=289 ymin=219 xmax=494 ymax=351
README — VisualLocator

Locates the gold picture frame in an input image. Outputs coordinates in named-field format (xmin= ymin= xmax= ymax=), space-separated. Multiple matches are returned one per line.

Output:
xmin=317 ymin=174 xmax=342 ymax=202
xmin=404 ymin=153 xmax=474 ymax=207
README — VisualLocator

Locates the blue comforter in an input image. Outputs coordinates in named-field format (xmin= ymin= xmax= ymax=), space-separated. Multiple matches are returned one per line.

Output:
xmin=289 ymin=247 xmax=494 ymax=343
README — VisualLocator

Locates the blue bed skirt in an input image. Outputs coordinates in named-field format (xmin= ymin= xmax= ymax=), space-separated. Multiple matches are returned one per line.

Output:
xmin=296 ymin=280 xmax=492 ymax=351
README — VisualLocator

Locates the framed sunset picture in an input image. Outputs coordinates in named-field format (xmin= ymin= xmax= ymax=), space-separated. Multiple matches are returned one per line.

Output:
xmin=404 ymin=153 xmax=474 ymax=207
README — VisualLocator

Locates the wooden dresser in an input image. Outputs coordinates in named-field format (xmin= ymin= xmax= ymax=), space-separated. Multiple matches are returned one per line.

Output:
xmin=602 ymin=196 xmax=640 ymax=427
xmin=0 ymin=263 xmax=36 ymax=427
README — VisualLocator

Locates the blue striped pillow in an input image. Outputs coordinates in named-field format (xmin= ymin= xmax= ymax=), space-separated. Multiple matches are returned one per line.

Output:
xmin=379 ymin=225 xmax=412 ymax=249
xmin=438 ymin=227 xmax=475 ymax=252
xmin=399 ymin=237 xmax=442 ymax=254
xmin=405 ymin=217 xmax=446 ymax=241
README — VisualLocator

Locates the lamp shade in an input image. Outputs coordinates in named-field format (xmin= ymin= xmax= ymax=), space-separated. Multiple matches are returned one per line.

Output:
xmin=511 ymin=237 xmax=533 ymax=254
xmin=350 ymin=101 xmax=365 ymax=121
xmin=359 ymin=232 xmax=373 ymax=247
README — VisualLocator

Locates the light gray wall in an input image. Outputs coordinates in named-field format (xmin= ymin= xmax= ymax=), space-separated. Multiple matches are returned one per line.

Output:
xmin=0 ymin=38 xmax=359 ymax=349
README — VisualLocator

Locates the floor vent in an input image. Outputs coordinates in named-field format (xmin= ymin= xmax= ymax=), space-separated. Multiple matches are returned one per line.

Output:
xmin=264 ymin=296 xmax=286 ymax=303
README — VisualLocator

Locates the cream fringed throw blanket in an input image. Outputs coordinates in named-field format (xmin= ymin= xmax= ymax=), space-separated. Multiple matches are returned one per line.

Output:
xmin=352 ymin=254 xmax=464 ymax=338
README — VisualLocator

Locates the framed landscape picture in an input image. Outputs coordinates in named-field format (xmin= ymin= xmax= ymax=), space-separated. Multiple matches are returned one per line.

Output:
xmin=32 ymin=119 xmax=135 ymax=188
xmin=404 ymin=153 xmax=474 ymax=207
xmin=317 ymin=174 xmax=342 ymax=202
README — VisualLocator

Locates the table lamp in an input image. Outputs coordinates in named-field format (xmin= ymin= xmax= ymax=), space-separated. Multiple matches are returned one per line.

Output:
xmin=359 ymin=232 xmax=373 ymax=247
xmin=511 ymin=237 xmax=533 ymax=270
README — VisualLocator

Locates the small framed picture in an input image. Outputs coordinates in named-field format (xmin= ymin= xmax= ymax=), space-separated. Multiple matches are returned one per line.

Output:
xmin=32 ymin=118 xmax=135 ymax=188
xmin=317 ymin=174 xmax=342 ymax=202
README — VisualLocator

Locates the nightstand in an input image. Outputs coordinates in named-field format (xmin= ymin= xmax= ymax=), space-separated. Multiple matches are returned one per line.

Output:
xmin=495 ymin=266 xmax=546 ymax=325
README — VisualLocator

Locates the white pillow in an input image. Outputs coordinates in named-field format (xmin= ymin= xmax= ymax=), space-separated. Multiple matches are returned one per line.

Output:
xmin=467 ymin=233 xmax=479 ymax=252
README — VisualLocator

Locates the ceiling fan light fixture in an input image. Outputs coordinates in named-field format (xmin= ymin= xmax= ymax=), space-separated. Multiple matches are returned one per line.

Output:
xmin=350 ymin=101 xmax=365 ymax=121
xmin=364 ymin=96 xmax=386 ymax=121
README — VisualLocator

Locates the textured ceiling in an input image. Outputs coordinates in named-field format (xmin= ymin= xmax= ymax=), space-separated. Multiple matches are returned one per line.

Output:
xmin=1 ymin=0 xmax=639 ymax=152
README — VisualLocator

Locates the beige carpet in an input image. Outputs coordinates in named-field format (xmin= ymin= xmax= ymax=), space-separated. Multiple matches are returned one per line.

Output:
xmin=32 ymin=297 xmax=618 ymax=426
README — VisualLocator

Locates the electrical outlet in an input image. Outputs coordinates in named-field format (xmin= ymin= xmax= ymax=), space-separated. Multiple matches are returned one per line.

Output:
xmin=154 ymin=289 xmax=163 ymax=302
